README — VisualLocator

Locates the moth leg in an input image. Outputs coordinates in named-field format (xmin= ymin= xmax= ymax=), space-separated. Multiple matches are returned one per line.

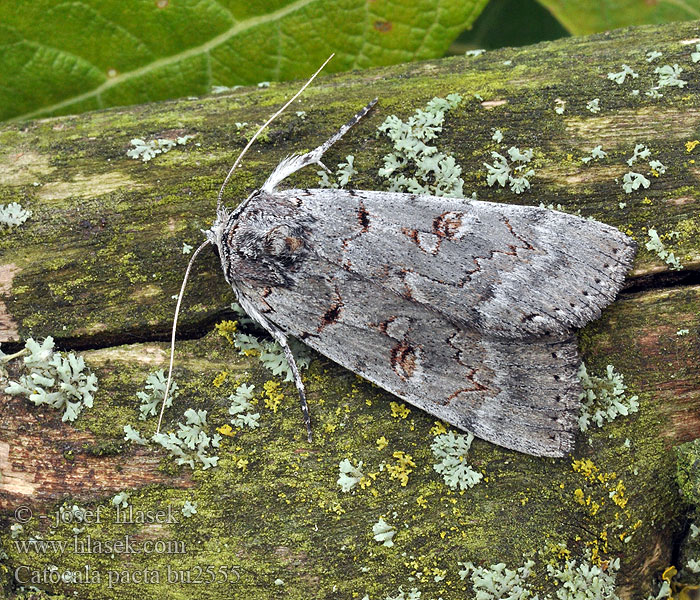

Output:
xmin=235 ymin=293 xmax=313 ymax=441
xmin=267 ymin=326 xmax=313 ymax=443
xmin=262 ymin=98 xmax=378 ymax=192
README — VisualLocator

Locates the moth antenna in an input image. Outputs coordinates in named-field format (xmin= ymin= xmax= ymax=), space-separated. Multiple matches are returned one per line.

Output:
xmin=156 ymin=239 xmax=212 ymax=434
xmin=216 ymin=53 xmax=335 ymax=212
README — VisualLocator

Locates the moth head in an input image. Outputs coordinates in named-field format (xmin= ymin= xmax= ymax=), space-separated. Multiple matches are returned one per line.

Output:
xmin=156 ymin=56 xmax=335 ymax=438
xmin=204 ymin=207 xmax=230 ymax=252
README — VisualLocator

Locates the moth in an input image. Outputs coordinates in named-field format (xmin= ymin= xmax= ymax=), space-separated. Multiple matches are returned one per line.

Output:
xmin=158 ymin=58 xmax=636 ymax=458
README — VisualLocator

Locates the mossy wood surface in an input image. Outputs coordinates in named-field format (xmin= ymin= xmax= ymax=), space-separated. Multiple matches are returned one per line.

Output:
xmin=1 ymin=19 xmax=700 ymax=600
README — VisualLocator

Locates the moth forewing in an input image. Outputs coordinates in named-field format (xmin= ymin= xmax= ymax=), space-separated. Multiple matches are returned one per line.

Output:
xmin=279 ymin=189 xmax=636 ymax=340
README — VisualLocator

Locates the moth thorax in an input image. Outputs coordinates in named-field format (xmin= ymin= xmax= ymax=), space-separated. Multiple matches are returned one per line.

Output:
xmin=264 ymin=224 xmax=308 ymax=264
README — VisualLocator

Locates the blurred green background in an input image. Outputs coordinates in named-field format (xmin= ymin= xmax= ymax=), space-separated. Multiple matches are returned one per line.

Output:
xmin=450 ymin=0 xmax=568 ymax=54
xmin=0 ymin=0 xmax=697 ymax=122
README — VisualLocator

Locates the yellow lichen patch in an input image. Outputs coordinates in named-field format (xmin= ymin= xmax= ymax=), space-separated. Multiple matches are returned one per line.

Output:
xmin=38 ymin=172 xmax=141 ymax=201
xmin=318 ymin=499 xmax=345 ymax=516
xmin=618 ymin=519 xmax=643 ymax=543
xmin=215 ymin=320 xmax=238 ymax=346
xmin=569 ymin=455 xmax=638 ymax=565
xmin=232 ymin=456 xmax=248 ymax=470
xmin=390 ymin=401 xmax=411 ymax=419
xmin=0 ymin=150 xmax=55 ymax=185
xmin=263 ymin=380 xmax=284 ymax=413
xmin=610 ymin=480 xmax=628 ymax=509
xmin=572 ymin=458 xmax=616 ymax=484
xmin=686 ymin=140 xmax=700 ymax=153
xmin=212 ymin=371 xmax=228 ymax=388
xmin=429 ymin=421 xmax=447 ymax=436
xmin=571 ymin=458 xmax=598 ymax=480
xmin=376 ymin=436 xmax=388 ymax=451
xmin=662 ymin=565 xmax=677 ymax=584
xmin=586 ymin=530 xmax=610 ymax=564
xmin=216 ymin=424 xmax=234 ymax=437
xmin=359 ymin=472 xmax=378 ymax=490
xmin=574 ymin=488 xmax=601 ymax=516
xmin=386 ymin=451 xmax=416 ymax=487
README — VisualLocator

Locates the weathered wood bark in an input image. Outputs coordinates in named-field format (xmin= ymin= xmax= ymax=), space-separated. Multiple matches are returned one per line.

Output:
xmin=1 ymin=18 xmax=700 ymax=600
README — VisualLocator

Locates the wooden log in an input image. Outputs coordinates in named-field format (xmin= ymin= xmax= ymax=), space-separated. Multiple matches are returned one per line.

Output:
xmin=1 ymin=18 xmax=699 ymax=599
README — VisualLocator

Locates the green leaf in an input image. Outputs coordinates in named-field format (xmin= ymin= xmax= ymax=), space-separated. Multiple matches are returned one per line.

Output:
xmin=1 ymin=0 xmax=488 ymax=122
xmin=535 ymin=0 xmax=700 ymax=35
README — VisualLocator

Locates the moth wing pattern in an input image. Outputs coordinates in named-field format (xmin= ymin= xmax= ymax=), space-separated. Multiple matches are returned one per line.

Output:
xmin=273 ymin=189 xmax=636 ymax=340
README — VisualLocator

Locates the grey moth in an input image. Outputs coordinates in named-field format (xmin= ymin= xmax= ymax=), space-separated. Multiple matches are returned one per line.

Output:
xmin=198 ymin=100 xmax=637 ymax=459
xmin=159 ymin=64 xmax=636 ymax=458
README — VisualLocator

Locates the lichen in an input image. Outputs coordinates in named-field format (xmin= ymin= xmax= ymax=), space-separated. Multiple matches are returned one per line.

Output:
xmin=3 ymin=337 xmax=98 ymax=422
xmin=586 ymin=98 xmax=601 ymax=113
xmin=458 ymin=558 xmax=538 ymax=600
xmin=337 ymin=458 xmax=365 ymax=492
xmin=430 ymin=432 xmax=482 ymax=491
xmin=0 ymin=202 xmax=32 ymax=228
xmin=372 ymin=518 xmax=396 ymax=547
xmin=316 ymin=155 xmax=357 ymax=188
xmin=581 ymin=145 xmax=607 ymax=164
xmin=137 ymin=369 xmax=178 ymax=421
xmin=626 ymin=144 xmax=651 ymax=166
xmin=622 ymin=171 xmax=650 ymax=193
xmin=126 ymin=135 xmax=194 ymax=162
xmin=607 ymin=65 xmax=638 ymax=85
xmin=645 ymin=228 xmax=683 ymax=270
xmin=483 ymin=146 xmax=535 ymax=194
xmin=577 ymin=363 xmax=639 ymax=432
xmin=181 ymin=500 xmax=197 ymax=517
xmin=218 ymin=313 xmax=312 ymax=383
xmin=123 ymin=424 xmax=147 ymax=445
xmin=227 ymin=383 xmax=260 ymax=429
xmin=111 ymin=491 xmax=130 ymax=508
xmin=458 ymin=553 xmax=621 ymax=600
xmin=377 ymin=93 xmax=464 ymax=197
xmin=654 ymin=64 xmax=687 ymax=89
xmin=151 ymin=408 xmax=221 ymax=470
